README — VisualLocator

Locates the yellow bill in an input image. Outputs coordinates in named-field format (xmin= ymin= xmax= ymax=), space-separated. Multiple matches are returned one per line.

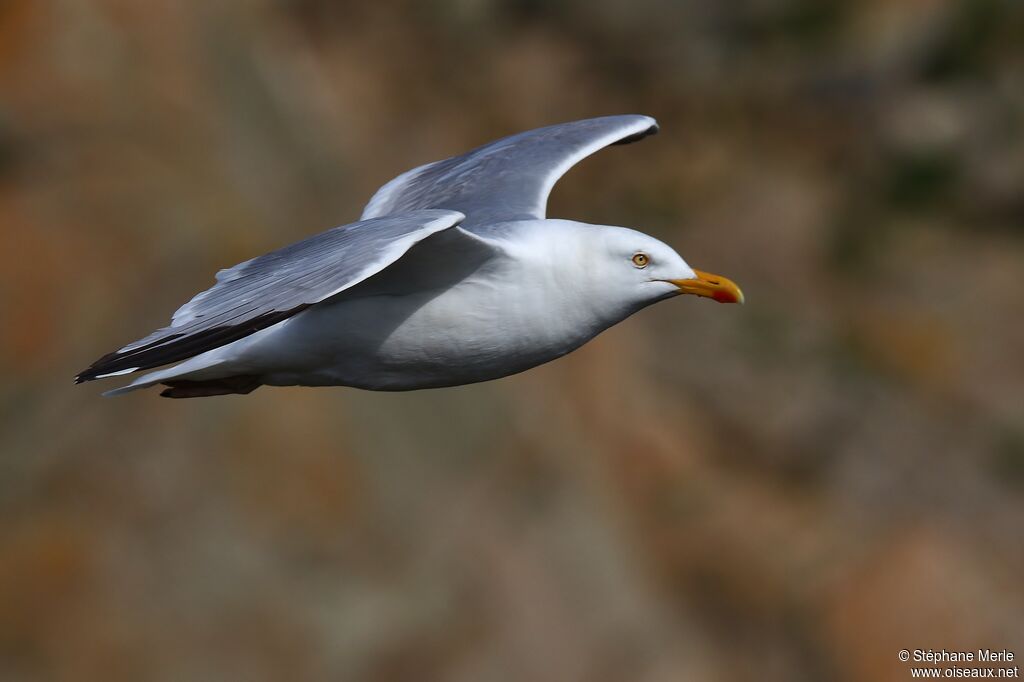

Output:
xmin=668 ymin=269 xmax=744 ymax=304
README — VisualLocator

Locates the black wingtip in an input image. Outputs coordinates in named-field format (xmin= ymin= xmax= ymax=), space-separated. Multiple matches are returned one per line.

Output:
xmin=612 ymin=122 xmax=659 ymax=146
xmin=75 ymin=366 xmax=99 ymax=384
xmin=75 ymin=369 xmax=102 ymax=384
xmin=75 ymin=348 xmax=127 ymax=384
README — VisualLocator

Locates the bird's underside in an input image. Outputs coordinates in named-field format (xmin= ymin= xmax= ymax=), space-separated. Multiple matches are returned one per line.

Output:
xmin=77 ymin=115 xmax=662 ymax=397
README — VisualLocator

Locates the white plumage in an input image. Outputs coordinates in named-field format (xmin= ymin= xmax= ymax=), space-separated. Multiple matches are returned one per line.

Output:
xmin=78 ymin=116 xmax=743 ymax=398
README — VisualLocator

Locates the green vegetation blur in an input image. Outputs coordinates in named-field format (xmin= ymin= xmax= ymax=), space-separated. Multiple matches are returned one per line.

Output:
xmin=1 ymin=1 xmax=1022 ymax=680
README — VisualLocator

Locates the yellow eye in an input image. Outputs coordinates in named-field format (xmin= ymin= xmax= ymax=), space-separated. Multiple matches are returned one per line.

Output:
xmin=631 ymin=253 xmax=650 ymax=268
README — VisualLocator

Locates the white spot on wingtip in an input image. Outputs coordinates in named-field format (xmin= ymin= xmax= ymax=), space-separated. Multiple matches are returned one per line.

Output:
xmin=95 ymin=367 xmax=139 ymax=379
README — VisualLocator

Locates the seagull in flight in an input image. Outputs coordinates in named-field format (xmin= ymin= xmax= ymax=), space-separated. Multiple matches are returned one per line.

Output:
xmin=77 ymin=115 xmax=743 ymax=398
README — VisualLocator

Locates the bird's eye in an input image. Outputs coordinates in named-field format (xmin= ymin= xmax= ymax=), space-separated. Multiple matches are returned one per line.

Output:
xmin=631 ymin=253 xmax=650 ymax=268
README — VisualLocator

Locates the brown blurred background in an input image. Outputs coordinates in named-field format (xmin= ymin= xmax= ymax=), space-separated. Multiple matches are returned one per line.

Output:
xmin=1 ymin=1 xmax=1023 ymax=680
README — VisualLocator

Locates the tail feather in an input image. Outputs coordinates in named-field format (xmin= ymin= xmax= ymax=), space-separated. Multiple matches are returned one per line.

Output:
xmin=96 ymin=347 xmax=243 ymax=397
xmin=76 ymin=309 xmax=300 ymax=384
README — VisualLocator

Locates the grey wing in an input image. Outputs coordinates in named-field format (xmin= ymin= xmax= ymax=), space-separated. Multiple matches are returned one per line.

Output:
xmin=76 ymin=209 xmax=465 ymax=382
xmin=361 ymin=115 xmax=658 ymax=228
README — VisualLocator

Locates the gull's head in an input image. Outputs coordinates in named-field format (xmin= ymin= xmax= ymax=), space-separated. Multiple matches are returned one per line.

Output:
xmin=501 ymin=220 xmax=743 ymax=336
xmin=542 ymin=222 xmax=744 ymax=313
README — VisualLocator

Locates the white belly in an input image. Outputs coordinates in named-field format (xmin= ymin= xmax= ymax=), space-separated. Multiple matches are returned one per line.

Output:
xmin=244 ymin=275 xmax=612 ymax=390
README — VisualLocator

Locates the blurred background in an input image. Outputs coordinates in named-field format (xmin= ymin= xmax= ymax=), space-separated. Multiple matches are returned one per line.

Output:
xmin=1 ymin=0 xmax=1023 ymax=680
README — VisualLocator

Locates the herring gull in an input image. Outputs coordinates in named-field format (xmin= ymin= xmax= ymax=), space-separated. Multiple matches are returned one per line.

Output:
xmin=76 ymin=115 xmax=743 ymax=398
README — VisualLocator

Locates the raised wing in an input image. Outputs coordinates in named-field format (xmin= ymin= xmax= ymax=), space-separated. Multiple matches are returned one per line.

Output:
xmin=76 ymin=210 xmax=465 ymax=383
xmin=361 ymin=115 xmax=658 ymax=228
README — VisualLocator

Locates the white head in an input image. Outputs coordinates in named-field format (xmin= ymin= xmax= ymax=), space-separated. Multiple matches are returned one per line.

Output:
xmin=512 ymin=220 xmax=743 ymax=328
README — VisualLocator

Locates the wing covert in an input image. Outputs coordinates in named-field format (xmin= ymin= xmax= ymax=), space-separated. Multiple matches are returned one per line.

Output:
xmin=76 ymin=210 xmax=465 ymax=382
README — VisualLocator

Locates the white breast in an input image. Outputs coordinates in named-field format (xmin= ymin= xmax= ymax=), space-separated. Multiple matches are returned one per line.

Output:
xmin=227 ymin=219 xmax=647 ymax=391
xmin=251 ymin=252 xmax=611 ymax=390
